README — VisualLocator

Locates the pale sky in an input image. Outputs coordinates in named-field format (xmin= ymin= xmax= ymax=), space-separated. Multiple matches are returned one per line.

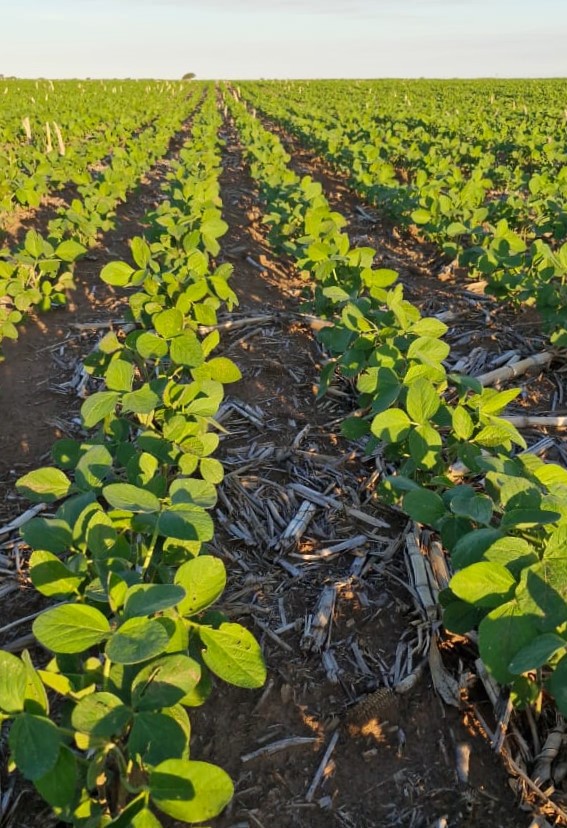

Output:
xmin=2 ymin=0 xmax=566 ymax=79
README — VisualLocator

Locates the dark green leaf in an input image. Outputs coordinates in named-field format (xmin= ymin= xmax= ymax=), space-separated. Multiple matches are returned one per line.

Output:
xmin=71 ymin=692 xmax=131 ymax=738
xmin=132 ymin=654 xmax=201 ymax=711
xmin=123 ymin=584 xmax=186 ymax=619
xmin=509 ymin=634 xmax=567 ymax=674
xmin=9 ymin=714 xmax=61 ymax=780
xmin=106 ymin=617 xmax=171 ymax=665
xmin=403 ymin=489 xmax=446 ymax=525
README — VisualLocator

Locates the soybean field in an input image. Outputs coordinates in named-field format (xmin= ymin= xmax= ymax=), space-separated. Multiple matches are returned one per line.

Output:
xmin=0 ymin=78 xmax=566 ymax=828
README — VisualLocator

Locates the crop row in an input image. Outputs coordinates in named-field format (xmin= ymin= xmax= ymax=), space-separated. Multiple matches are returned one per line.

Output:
xmin=240 ymin=81 xmax=567 ymax=344
xmin=226 ymin=89 xmax=567 ymax=718
xmin=0 ymin=85 xmax=202 ymax=350
xmin=0 ymin=88 xmax=265 ymax=827
xmin=0 ymin=80 xmax=194 ymax=218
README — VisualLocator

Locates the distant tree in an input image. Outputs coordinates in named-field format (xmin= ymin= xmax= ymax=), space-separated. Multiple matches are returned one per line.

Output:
xmin=182 ymin=72 xmax=196 ymax=80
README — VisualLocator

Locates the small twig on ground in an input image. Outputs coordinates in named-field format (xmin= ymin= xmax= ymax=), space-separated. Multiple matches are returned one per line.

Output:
xmin=0 ymin=504 xmax=47 ymax=537
xmin=241 ymin=737 xmax=318 ymax=763
xmin=198 ymin=314 xmax=274 ymax=334
xmin=305 ymin=730 xmax=340 ymax=803
xmin=253 ymin=617 xmax=294 ymax=653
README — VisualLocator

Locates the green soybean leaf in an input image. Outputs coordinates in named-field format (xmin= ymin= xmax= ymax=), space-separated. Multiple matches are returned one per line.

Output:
xmin=103 ymin=483 xmax=160 ymax=513
xmin=199 ymin=457 xmax=224 ymax=484
xmin=9 ymin=713 xmax=61 ymax=780
xmin=21 ymin=650 xmax=49 ymax=716
xmin=408 ymin=423 xmax=442 ymax=471
xmin=358 ymin=367 xmax=400 ymax=408
xmin=0 ymin=651 xmax=27 ymax=713
xmin=548 ymin=655 xmax=567 ymax=716
xmin=154 ymin=308 xmax=184 ymax=339
xmin=449 ymin=487 xmax=493 ymax=525
xmin=479 ymin=601 xmax=537 ymax=684
xmin=157 ymin=508 xmax=214 ymax=542
xmin=131 ymin=237 xmax=151 ymax=269
xmin=75 ymin=444 xmax=113 ymax=492
xmin=371 ymin=409 xmax=411 ymax=443
xmin=411 ymin=208 xmax=431 ymax=225
xmin=477 ymin=388 xmax=521 ymax=415
xmin=55 ymin=240 xmax=86 ymax=262
xmin=411 ymin=318 xmax=448 ymax=338
xmin=443 ymin=600 xmax=483 ymax=635
xmin=123 ymin=584 xmax=186 ymax=619
xmin=406 ymin=378 xmax=439 ymax=424
xmin=475 ymin=423 xmax=526 ymax=449
xmin=186 ymin=249 xmax=209 ymax=276
xmin=129 ymin=808 xmax=162 ymax=828
xmin=106 ymin=617 xmax=171 ymax=665
xmin=34 ymin=746 xmax=77 ymax=808
xmin=450 ymin=562 xmax=516 ymax=608
xmin=100 ymin=261 xmax=135 ymax=287
xmin=71 ymin=692 xmax=131 ymax=738
xmin=33 ymin=604 xmax=110 ymax=654
xmin=516 ymin=559 xmax=567 ymax=631
xmin=509 ymin=634 xmax=567 ymax=674
xmin=199 ymin=623 xmax=266 ymax=688
xmin=407 ymin=336 xmax=450 ymax=365
xmin=501 ymin=508 xmax=561 ymax=528
xmin=136 ymin=332 xmax=168 ymax=360
xmin=169 ymin=478 xmax=217 ymax=509
xmin=81 ymin=392 xmax=120 ymax=428
xmin=175 ymin=556 xmax=227 ymax=617
xmin=105 ymin=795 xmax=146 ymax=827
xmin=403 ymin=489 xmax=446 ymax=525
xmin=98 ymin=331 xmax=122 ymax=354
xmin=86 ymin=510 xmax=117 ymax=559
xmin=51 ymin=438 xmax=83 ymax=469
xmin=452 ymin=528 xmax=503 ymax=569
xmin=22 ymin=517 xmax=72 ymax=554
xmin=16 ymin=467 xmax=72 ymax=503
xmin=106 ymin=359 xmax=134 ymax=392
xmin=29 ymin=550 xmax=82 ymax=599
xmin=132 ymin=654 xmax=201 ymax=711
xmin=452 ymin=406 xmax=474 ymax=440
xmin=341 ymin=416 xmax=370 ymax=439
xmin=203 ymin=357 xmax=241 ymax=383
xmin=483 ymin=537 xmax=538 ymax=577
xmin=150 ymin=759 xmax=234 ymax=822
xmin=128 ymin=708 xmax=190 ymax=766
xmin=24 ymin=230 xmax=45 ymax=258
xmin=122 ymin=384 xmax=160 ymax=414
xmin=170 ymin=332 xmax=203 ymax=367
